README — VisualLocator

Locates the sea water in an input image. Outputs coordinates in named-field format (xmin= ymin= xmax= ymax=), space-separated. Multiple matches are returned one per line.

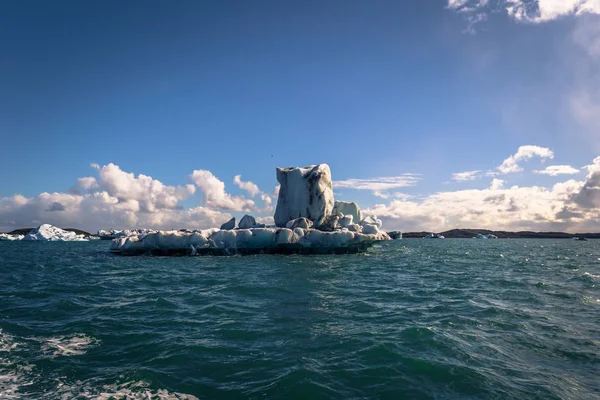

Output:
xmin=0 ymin=239 xmax=599 ymax=399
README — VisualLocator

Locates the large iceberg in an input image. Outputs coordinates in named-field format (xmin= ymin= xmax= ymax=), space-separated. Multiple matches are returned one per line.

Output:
xmin=23 ymin=224 xmax=89 ymax=241
xmin=110 ymin=227 xmax=390 ymax=256
xmin=110 ymin=163 xmax=391 ymax=256
xmin=274 ymin=164 xmax=334 ymax=229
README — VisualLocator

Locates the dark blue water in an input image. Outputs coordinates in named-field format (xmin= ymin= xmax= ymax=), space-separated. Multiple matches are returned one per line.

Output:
xmin=0 ymin=239 xmax=599 ymax=399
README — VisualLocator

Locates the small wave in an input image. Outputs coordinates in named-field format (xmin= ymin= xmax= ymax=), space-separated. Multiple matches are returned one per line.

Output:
xmin=55 ymin=380 xmax=199 ymax=400
xmin=0 ymin=329 xmax=18 ymax=353
xmin=40 ymin=334 xmax=99 ymax=357
xmin=582 ymin=272 xmax=600 ymax=280
xmin=0 ymin=371 xmax=27 ymax=399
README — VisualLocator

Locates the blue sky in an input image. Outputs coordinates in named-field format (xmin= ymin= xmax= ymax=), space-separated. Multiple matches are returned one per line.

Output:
xmin=1 ymin=0 xmax=600 ymax=232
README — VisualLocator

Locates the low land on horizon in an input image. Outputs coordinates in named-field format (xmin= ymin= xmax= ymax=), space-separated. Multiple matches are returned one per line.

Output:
xmin=402 ymin=229 xmax=600 ymax=239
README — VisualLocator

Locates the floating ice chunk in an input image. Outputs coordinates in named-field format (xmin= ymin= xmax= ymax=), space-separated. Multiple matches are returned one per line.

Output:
xmin=285 ymin=217 xmax=313 ymax=230
xmin=220 ymin=218 xmax=235 ymax=230
xmin=0 ymin=233 xmax=24 ymax=241
xmin=320 ymin=215 xmax=340 ymax=231
xmin=238 ymin=215 xmax=256 ymax=229
xmin=362 ymin=224 xmax=379 ymax=235
xmin=22 ymin=224 xmax=88 ymax=241
xmin=339 ymin=215 xmax=353 ymax=228
xmin=347 ymin=224 xmax=362 ymax=233
xmin=274 ymin=164 xmax=334 ymax=228
xmin=360 ymin=215 xmax=382 ymax=230
xmin=333 ymin=201 xmax=361 ymax=227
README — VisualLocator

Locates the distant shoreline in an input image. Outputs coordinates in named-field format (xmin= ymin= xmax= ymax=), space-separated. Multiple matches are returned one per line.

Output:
xmin=401 ymin=229 xmax=600 ymax=239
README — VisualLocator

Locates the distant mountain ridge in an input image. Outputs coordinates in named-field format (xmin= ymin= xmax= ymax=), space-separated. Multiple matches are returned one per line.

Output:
xmin=401 ymin=229 xmax=600 ymax=239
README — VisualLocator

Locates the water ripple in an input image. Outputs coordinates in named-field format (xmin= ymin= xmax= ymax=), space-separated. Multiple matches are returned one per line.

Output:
xmin=1 ymin=239 xmax=600 ymax=398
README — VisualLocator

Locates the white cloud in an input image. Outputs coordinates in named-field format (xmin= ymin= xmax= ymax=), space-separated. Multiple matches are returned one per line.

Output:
xmin=490 ymin=178 xmax=505 ymax=190
xmin=190 ymin=170 xmax=256 ymax=212
xmin=534 ymin=165 xmax=581 ymax=175
xmin=364 ymin=177 xmax=593 ymax=232
xmin=497 ymin=145 xmax=554 ymax=174
xmin=452 ymin=170 xmax=481 ymax=181
xmin=507 ymin=0 xmax=600 ymax=22
xmin=0 ymin=164 xmax=259 ymax=232
xmin=362 ymin=156 xmax=600 ymax=233
xmin=233 ymin=175 xmax=275 ymax=212
xmin=0 ymin=191 xmax=231 ymax=233
xmin=449 ymin=0 xmax=600 ymax=32
xmin=233 ymin=175 xmax=261 ymax=197
xmin=333 ymin=175 xmax=421 ymax=197
xmin=255 ymin=216 xmax=275 ymax=225
xmin=93 ymin=163 xmax=197 ymax=213
xmin=573 ymin=156 xmax=600 ymax=207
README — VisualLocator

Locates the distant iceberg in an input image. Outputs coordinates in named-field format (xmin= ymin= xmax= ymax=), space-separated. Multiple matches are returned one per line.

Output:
xmin=0 ymin=233 xmax=24 ymax=241
xmin=110 ymin=163 xmax=391 ymax=256
xmin=22 ymin=224 xmax=89 ymax=241
xmin=424 ymin=233 xmax=445 ymax=239
xmin=476 ymin=233 xmax=498 ymax=239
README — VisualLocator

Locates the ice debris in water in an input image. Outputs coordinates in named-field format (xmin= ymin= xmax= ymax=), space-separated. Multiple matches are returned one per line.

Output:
xmin=110 ymin=163 xmax=392 ymax=255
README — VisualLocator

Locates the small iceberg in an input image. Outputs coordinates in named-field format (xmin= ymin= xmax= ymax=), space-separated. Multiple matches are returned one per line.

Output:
xmin=110 ymin=163 xmax=392 ymax=256
xmin=0 ymin=233 xmax=24 ymax=241
xmin=476 ymin=233 xmax=498 ymax=239
xmin=424 ymin=233 xmax=445 ymax=239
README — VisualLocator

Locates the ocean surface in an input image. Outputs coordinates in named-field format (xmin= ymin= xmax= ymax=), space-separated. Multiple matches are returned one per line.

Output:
xmin=0 ymin=239 xmax=599 ymax=399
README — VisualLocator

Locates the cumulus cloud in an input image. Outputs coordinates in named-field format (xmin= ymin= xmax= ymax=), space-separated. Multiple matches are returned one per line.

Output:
xmin=452 ymin=170 xmax=481 ymax=181
xmin=0 ymin=164 xmax=239 ymax=232
xmin=233 ymin=175 xmax=275 ymax=212
xmin=449 ymin=0 xmax=600 ymax=24
xmin=334 ymin=175 xmax=421 ymax=198
xmin=572 ymin=156 xmax=600 ymax=208
xmin=497 ymin=145 xmax=554 ymax=173
xmin=190 ymin=170 xmax=256 ymax=212
xmin=363 ymin=156 xmax=600 ymax=233
xmin=507 ymin=0 xmax=600 ymax=22
xmin=490 ymin=178 xmax=505 ymax=190
xmin=534 ymin=165 xmax=581 ymax=175
xmin=233 ymin=175 xmax=261 ymax=197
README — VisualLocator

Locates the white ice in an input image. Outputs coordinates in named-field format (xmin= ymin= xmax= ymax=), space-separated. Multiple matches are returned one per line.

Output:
xmin=274 ymin=164 xmax=334 ymax=228
xmin=22 ymin=224 xmax=88 ymax=241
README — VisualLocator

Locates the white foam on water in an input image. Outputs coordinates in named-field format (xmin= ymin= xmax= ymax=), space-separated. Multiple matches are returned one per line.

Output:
xmin=0 ymin=371 xmax=25 ymax=399
xmin=40 ymin=334 xmax=99 ymax=357
xmin=0 ymin=330 xmax=18 ymax=353
xmin=56 ymin=380 xmax=199 ymax=400
xmin=0 ymin=330 xmax=33 ymax=399
xmin=583 ymin=272 xmax=600 ymax=280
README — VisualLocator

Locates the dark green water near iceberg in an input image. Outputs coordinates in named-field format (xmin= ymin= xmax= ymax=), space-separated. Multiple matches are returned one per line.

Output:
xmin=1 ymin=239 xmax=599 ymax=399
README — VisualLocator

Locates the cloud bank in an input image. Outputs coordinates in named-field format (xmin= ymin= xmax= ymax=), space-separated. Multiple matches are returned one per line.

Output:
xmin=364 ymin=155 xmax=600 ymax=233
xmin=0 ymin=164 xmax=275 ymax=232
